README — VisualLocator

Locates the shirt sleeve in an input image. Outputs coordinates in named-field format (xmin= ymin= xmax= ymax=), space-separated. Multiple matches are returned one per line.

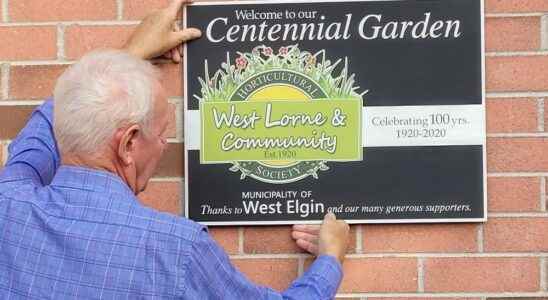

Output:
xmin=183 ymin=229 xmax=343 ymax=300
xmin=0 ymin=99 xmax=60 ymax=186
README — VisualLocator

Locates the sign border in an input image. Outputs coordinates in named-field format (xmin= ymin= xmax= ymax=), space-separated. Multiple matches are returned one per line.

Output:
xmin=183 ymin=0 xmax=487 ymax=226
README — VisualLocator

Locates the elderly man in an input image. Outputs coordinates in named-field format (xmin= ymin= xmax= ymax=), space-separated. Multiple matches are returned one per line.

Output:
xmin=0 ymin=1 xmax=349 ymax=299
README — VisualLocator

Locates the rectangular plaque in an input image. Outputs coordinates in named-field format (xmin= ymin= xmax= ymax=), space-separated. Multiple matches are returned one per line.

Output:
xmin=184 ymin=0 xmax=486 ymax=225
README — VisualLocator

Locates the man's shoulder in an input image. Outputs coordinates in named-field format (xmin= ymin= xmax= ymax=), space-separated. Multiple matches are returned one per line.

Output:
xmin=0 ymin=180 xmax=206 ymax=246
xmin=128 ymin=202 xmax=206 ymax=242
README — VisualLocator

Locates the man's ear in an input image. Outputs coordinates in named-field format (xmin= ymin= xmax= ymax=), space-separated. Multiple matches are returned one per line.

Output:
xmin=117 ymin=124 xmax=141 ymax=166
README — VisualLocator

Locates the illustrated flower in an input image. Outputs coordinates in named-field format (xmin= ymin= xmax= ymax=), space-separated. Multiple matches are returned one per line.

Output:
xmin=306 ymin=55 xmax=317 ymax=67
xmin=235 ymin=56 xmax=248 ymax=69
xmin=262 ymin=47 xmax=273 ymax=56
xmin=278 ymin=46 xmax=289 ymax=56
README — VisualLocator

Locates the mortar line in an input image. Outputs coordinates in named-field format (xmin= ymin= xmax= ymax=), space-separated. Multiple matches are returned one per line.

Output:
xmin=5 ymin=61 xmax=73 ymax=66
xmin=489 ymin=172 xmax=548 ymax=177
xmin=541 ymin=257 xmax=547 ymax=291
xmin=175 ymin=101 xmax=183 ymax=141
xmin=477 ymin=224 xmax=484 ymax=253
xmin=487 ymin=92 xmax=548 ymax=98
xmin=56 ymin=24 xmax=66 ymax=61
xmin=541 ymin=15 xmax=548 ymax=50
xmin=1 ymin=141 xmax=8 ymax=165
xmin=417 ymin=258 xmax=424 ymax=292
xmin=488 ymin=132 xmax=548 ymax=137
xmin=1 ymin=64 xmax=9 ymax=100
xmin=2 ymin=0 xmax=8 ymax=22
xmin=229 ymin=252 xmax=548 ymax=259
xmin=486 ymin=13 xmax=545 ymax=18
xmin=166 ymin=137 xmax=183 ymax=143
xmin=486 ymin=50 xmax=548 ymax=57
xmin=334 ymin=292 xmax=548 ymax=297
xmin=541 ymin=177 xmax=547 ymax=212
xmin=0 ymin=20 xmax=139 ymax=26
xmin=178 ymin=179 xmax=184 ymax=216
xmin=489 ymin=212 xmax=548 ymax=217
xmin=116 ymin=0 xmax=124 ymax=20
xmin=539 ymin=98 xmax=545 ymax=132
xmin=356 ymin=225 xmax=363 ymax=254
xmin=148 ymin=177 xmax=183 ymax=182
xmin=297 ymin=256 xmax=304 ymax=276
xmin=238 ymin=227 xmax=244 ymax=254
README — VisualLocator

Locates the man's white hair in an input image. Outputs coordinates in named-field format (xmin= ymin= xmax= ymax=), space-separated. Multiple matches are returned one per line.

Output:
xmin=54 ymin=49 xmax=160 ymax=155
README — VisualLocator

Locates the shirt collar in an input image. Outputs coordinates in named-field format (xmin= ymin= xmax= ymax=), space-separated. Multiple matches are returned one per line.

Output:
xmin=50 ymin=165 xmax=135 ymax=198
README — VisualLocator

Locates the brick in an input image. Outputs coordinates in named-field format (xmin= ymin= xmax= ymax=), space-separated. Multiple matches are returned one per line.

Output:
xmin=137 ymin=181 xmax=181 ymax=215
xmin=65 ymin=25 xmax=136 ymax=60
xmin=488 ymin=298 xmax=548 ymax=300
xmin=209 ymin=227 xmax=239 ymax=254
xmin=10 ymin=0 xmax=117 ymax=22
xmin=154 ymin=143 xmax=183 ymax=177
xmin=486 ymin=0 xmax=548 ymax=13
xmin=0 ymin=27 xmax=57 ymax=61
xmin=487 ymin=138 xmax=548 ymax=172
xmin=486 ymin=56 xmax=548 ymax=92
xmin=362 ymin=223 xmax=478 ymax=252
xmin=487 ymin=177 xmax=540 ymax=212
xmin=9 ymin=65 xmax=68 ymax=100
xmin=0 ymin=106 xmax=36 ymax=139
xmin=244 ymin=226 xmax=303 ymax=254
xmin=166 ymin=103 xmax=176 ymax=138
xmin=158 ymin=64 xmax=183 ymax=97
xmin=232 ymin=259 xmax=298 ymax=291
xmin=370 ymin=298 xmax=481 ymax=300
xmin=124 ymin=0 xmax=169 ymax=20
xmin=334 ymin=258 xmax=417 ymax=293
xmin=424 ymin=257 xmax=539 ymax=292
xmin=485 ymin=218 xmax=548 ymax=252
xmin=485 ymin=17 xmax=540 ymax=52
xmin=244 ymin=225 xmax=356 ymax=254
xmin=486 ymin=98 xmax=538 ymax=133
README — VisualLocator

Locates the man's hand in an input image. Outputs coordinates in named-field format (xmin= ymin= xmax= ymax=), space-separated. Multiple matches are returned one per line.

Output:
xmin=123 ymin=0 xmax=201 ymax=62
xmin=291 ymin=212 xmax=350 ymax=264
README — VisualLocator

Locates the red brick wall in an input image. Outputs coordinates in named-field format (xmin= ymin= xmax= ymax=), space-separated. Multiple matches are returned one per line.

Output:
xmin=0 ymin=1 xmax=547 ymax=299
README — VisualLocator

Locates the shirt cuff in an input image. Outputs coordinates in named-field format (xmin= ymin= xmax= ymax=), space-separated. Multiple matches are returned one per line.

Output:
xmin=305 ymin=255 xmax=343 ymax=297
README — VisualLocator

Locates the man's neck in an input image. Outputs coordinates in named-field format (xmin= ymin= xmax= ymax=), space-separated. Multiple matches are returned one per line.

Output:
xmin=61 ymin=153 xmax=138 ymax=194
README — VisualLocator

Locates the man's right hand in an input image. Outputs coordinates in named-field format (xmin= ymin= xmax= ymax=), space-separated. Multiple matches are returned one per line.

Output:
xmin=123 ymin=0 xmax=201 ymax=62
xmin=292 ymin=212 xmax=350 ymax=264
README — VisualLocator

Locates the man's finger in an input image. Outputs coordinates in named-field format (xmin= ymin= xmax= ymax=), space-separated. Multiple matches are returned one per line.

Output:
xmin=292 ymin=224 xmax=320 ymax=235
xmin=166 ymin=0 xmax=191 ymax=18
xmin=324 ymin=212 xmax=336 ymax=221
xmin=291 ymin=231 xmax=318 ymax=243
xmin=172 ymin=28 xmax=202 ymax=44
xmin=296 ymin=239 xmax=319 ymax=255
xmin=171 ymin=48 xmax=181 ymax=63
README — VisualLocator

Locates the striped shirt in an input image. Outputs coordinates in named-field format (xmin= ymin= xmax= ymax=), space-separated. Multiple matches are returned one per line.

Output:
xmin=0 ymin=100 xmax=342 ymax=299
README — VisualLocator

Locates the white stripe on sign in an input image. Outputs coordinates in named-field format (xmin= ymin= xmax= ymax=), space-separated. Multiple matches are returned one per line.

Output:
xmin=185 ymin=104 xmax=485 ymax=150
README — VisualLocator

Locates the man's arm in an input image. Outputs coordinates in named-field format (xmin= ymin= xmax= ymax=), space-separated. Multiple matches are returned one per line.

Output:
xmin=0 ymin=100 xmax=60 ymax=186
xmin=185 ymin=230 xmax=342 ymax=299
xmin=184 ymin=213 xmax=349 ymax=299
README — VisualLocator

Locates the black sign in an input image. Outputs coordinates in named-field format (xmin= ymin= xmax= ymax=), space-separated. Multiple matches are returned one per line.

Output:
xmin=184 ymin=0 xmax=486 ymax=225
